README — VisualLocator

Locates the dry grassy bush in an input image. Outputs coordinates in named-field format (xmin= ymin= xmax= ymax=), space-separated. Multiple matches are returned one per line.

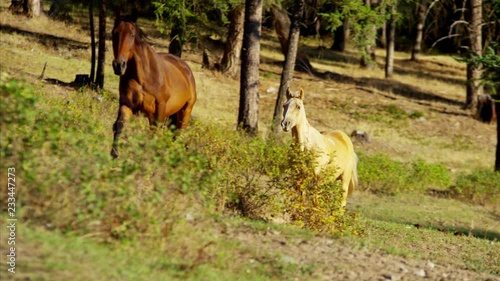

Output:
xmin=178 ymin=122 xmax=291 ymax=218
xmin=180 ymin=124 xmax=364 ymax=235
xmin=278 ymin=147 xmax=364 ymax=235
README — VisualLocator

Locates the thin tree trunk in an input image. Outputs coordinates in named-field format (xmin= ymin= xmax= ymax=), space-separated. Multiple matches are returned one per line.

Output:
xmin=219 ymin=4 xmax=245 ymax=76
xmin=379 ymin=21 xmax=387 ymax=48
xmin=89 ymin=0 xmax=96 ymax=85
xmin=385 ymin=4 xmax=396 ymax=78
xmin=361 ymin=0 xmax=376 ymax=68
xmin=332 ymin=21 xmax=346 ymax=51
xmin=466 ymin=63 xmax=474 ymax=107
xmin=272 ymin=0 xmax=305 ymax=134
xmin=411 ymin=0 xmax=427 ymax=61
xmin=25 ymin=0 xmax=41 ymax=17
xmin=496 ymin=86 xmax=500 ymax=171
xmin=95 ymin=0 xmax=106 ymax=89
xmin=169 ymin=20 xmax=183 ymax=57
xmin=271 ymin=4 xmax=291 ymax=56
xmin=238 ymin=0 xmax=263 ymax=136
xmin=465 ymin=0 xmax=483 ymax=110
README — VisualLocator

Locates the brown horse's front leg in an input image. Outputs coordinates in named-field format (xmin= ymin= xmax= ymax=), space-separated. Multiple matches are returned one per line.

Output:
xmin=111 ymin=105 xmax=133 ymax=158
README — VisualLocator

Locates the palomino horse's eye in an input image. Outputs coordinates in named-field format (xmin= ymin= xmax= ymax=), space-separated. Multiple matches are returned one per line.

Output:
xmin=130 ymin=33 xmax=135 ymax=38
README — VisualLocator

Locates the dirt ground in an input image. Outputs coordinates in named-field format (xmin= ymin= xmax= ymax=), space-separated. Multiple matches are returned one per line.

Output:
xmin=225 ymin=224 xmax=499 ymax=281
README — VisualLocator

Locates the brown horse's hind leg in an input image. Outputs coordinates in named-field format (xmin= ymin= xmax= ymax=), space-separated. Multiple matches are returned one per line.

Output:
xmin=111 ymin=105 xmax=133 ymax=158
xmin=178 ymin=99 xmax=195 ymax=129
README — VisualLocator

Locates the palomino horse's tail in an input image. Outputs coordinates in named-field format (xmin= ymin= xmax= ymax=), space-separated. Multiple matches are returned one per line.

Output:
xmin=348 ymin=152 xmax=358 ymax=195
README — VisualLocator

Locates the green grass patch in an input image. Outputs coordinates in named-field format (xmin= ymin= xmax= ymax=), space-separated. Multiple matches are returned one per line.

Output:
xmin=351 ymin=103 xmax=426 ymax=127
xmin=357 ymin=153 xmax=451 ymax=194
xmin=5 ymin=224 xmax=303 ymax=281
xmin=343 ymin=218 xmax=499 ymax=275
xmin=450 ymin=169 xmax=500 ymax=206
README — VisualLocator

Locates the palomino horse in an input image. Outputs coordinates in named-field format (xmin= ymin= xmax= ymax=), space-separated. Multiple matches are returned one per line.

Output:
xmin=110 ymin=11 xmax=197 ymax=158
xmin=281 ymin=88 xmax=358 ymax=207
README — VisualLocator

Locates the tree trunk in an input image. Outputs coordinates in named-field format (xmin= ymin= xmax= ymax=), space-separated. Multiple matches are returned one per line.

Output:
xmin=465 ymin=0 xmax=483 ymax=110
xmin=272 ymin=0 xmax=305 ymax=134
xmin=411 ymin=0 xmax=427 ymax=61
xmin=331 ymin=21 xmax=347 ymax=51
xmin=238 ymin=0 xmax=263 ymax=136
xmin=271 ymin=4 xmax=291 ymax=56
xmin=378 ymin=21 xmax=387 ymax=48
xmin=466 ymin=63 xmax=474 ymax=107
xmin=89 ymin=0 xmax=96 ymax=85
xmin=496 ymin=85 xmax=500 ymax=171
xmin=25 ymin=0 xmax=41 ymax=17
xmin=385 ymin=4 xmax=396 ymax=78
xmin=219 ymin=4 xmax=245 ymax=76
xmin=360 ymin=0 xmax=376 ymax=68
xmin=95 ymin=0 xmax=106 ymax=89
xmin=9 ymin=0 xmax=23 ymax=13
xmin=169 ymin=20 xmax=183 ymax=58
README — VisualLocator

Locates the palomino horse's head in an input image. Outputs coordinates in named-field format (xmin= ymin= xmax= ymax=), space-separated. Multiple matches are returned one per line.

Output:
xmin=281 ymin=87 xmax=306 ymax=132
xmin=112 ymin=10 xmax=140 ymax=76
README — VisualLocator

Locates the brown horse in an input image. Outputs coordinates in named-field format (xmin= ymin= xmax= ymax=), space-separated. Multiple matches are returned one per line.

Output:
xmin=110 ymin=11 xmax=197 ymax=158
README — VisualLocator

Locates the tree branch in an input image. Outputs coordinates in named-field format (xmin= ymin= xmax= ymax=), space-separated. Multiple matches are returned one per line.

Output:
xmin=430 ymin=34 xmax=461 ymax=49
xmin=423 ymin=0 xmax=441 ymax=25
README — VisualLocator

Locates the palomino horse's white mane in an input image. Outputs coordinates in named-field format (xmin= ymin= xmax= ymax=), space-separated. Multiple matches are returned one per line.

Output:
xmin=281 ymin=87 xmax=358 ymax=207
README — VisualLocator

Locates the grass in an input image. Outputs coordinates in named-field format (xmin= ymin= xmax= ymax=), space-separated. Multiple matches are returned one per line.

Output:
xmin=348 ymin=192 xmax=499 ymax=275
xmin=350 ymin=192 xmax=499 ymax=240
xmin=0 ymin=6 xmax=499 ymax=280
xmin=351 ymin=219 xmax=499 ymax=274
xmin=2 ymin=223 xmax=296 ymax=281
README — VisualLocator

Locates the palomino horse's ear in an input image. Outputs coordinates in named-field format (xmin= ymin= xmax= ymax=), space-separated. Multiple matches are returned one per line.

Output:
xmin=298 ymin=88 xmax=304 ymax=100
xmin=286 ymin=87 xmax=292 ymax=99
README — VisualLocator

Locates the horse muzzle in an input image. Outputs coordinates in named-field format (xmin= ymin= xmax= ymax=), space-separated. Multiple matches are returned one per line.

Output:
xmin=281 ymin=120 xmax=291 ymax=132
xmin=112 ymin=59 xmax=127 ymax=76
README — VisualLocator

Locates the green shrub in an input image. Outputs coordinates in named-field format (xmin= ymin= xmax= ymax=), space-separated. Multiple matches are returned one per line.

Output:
xmin=0 ymin=74 xmax=38 ymax=165
xmin=450 ymin=170 xmax=500 ymax=205
xmin=410 ymin=159 xmax=451 ymax=189
xmin=358 ymin=153 xmax=450 ymax=194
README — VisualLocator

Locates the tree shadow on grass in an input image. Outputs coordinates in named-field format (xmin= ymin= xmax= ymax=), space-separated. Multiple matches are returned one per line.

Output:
xmin=411 ymin=222 xmax=500 ymax=242
xmin=0 ymin=24 xmax=89 ymax=50
xmin=261 ymin=48 xmax=465 ymax=108
xmin=299 ymin=44 xmax=465 ymax=84
xmin=392 ymin=59 xmax=465 ymax=86
xmin=309 ymin=67 xmax=464 ymax=107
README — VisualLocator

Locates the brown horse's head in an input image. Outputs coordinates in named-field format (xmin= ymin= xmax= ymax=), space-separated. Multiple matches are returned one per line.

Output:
xmin=112 ymin=10 xmax=140 ymax=76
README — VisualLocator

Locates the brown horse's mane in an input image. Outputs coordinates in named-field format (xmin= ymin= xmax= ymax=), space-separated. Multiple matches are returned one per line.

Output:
xmin=114 ymin=15 xmax=153 ymax=46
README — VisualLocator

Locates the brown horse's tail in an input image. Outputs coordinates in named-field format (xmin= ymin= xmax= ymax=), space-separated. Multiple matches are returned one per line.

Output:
xmin=348 ymin=152 xmax=358 ymax=195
